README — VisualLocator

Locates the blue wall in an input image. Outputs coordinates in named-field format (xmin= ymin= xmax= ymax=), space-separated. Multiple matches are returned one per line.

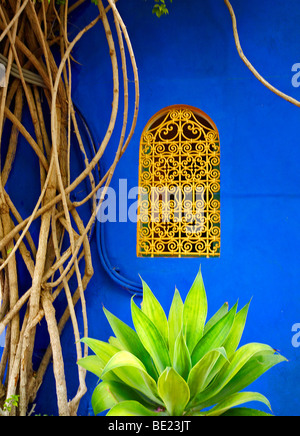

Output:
xmin=26 ymin=0 xmax=300 ymax=415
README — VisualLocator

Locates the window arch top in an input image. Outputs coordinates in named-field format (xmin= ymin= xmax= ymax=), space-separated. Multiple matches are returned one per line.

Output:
xmin=137 ymin=105 xmax=220 ymax=258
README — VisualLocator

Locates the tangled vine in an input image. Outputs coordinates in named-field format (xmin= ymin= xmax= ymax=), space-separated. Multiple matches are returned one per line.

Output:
xmin=0 ymin=0 xmax=139 ymax=416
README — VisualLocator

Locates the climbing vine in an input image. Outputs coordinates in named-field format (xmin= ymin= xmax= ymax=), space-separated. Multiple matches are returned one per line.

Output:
xmin=0 ymin=0 xmax=139 ymax=416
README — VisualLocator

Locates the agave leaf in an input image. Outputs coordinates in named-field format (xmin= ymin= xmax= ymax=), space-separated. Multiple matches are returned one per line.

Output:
xmin=221 ymin=407 xmax=273 ymax=416
xmin=223 ymin=301 xmax=250 ymax=358
xmin=206 ymin=391 xmax=272 ymax=416
xmin=103 ymin=307 xmax=158 ymax=380
xmin=185 ymin=411 xmax=206 ymax=416
xmin=157 ymin=368 xmax=190 ymax=416
xmin=92 ymin=382 xmax=118 ymax=415
xmin=77 ymin=355 xmax=104 ymax=379
xmin=92 ymin=381 xmax=151 ymax=416
xmin=191 ymin=344 xmax=285 ymax=408
xmin=187 ymin=347 xmax=228 ymax=401
xmin=173 ymin=331 xmax=192 ymax=381
xmin=140 ymin=278 xmax=169 ymax=346
xmin=215 ymin=344 xmax=280 ymax=393
xmin=81 ymin=338 xmax=119 ymax=362
xmin=107 ymin=401 xmax=162 ymax=417
xmin=103 ymin=307 xmax=148 ymax=358
xmin=79 ymin=338 xmax=120 ymax=382
xmin=205 ymin=301 xmax=251 ymax=381
xmin=168 ymin=288 xmax=184 ymax=362
xmin=101 ymin=351 xmax=162 ymax=405
xmin=203 ymin=302 xmax=229 ymax=335
xmin=78 ymin=354 xmax=120 ymax=383
xmin=183 ymin=267 xmax=208 ymax=354
xmin=191 ymin=303 xmax=237 ymax=365
xmin=108 ymin=336 xmax=124 ymax=350
xmin=102 ymin=350 xmax=148 ymax=374
xmin=131 ymin=298 xmax=171 ymax=374
xmin=207 ymin=350 xmax=288 ymax=409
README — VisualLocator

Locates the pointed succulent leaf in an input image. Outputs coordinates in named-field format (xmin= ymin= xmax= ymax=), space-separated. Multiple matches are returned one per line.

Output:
xmin=91 ymin=381 xmax=150 ymax=416
xmin=81 ymin=337 xmax=119 ymax=362
xmin=191 ymin=344 xmax=285 ymax=408
xmin=183 ymin=267 xmax=208 ymax=354
xmin=185 ymin=410 xmax=207 ymax=416
xmin=107 ymin=401 xmax=162 ymax=417
xmin=91 ymin=382 xmax=122 ymax=415
xmin=101 ymin=351 xmax=162 ymax=405
xmin=168 ymin=288 xmax=184 ymax=362
xmin=205 ymin=301 xmax=251 ymax=380
xmin=221 ymin=407 xmax=273 ymax=416
xmin=187 ymin=347 xmax=228 ymax=401
xmin=223 ymin=301 xmax=250 ymax=358
xmin=173 ymin=331 xmax=192 ymax=380
xmin=131 ymin=298 xmax=171 ymax=374
xmin=191 ymin=303 xmax=237 ymax=365
xmin=78 ymin=343 xmax=120 ymax=383
xmin=206 ymin=391 xmax=272 ymax=417
xmin=157 ymin=368 xmax=190 ymax=416
xmin=108 ymin=336 xmax=124 ymax=350
xmin=77 ymin=355 xmax=105 ymax=379
xmin=203 ymin=302 xmax=229 ymax=335
xmin=208 ymin=351 xmax=288 ymax=408
xmin=215 ymin=343 xmax=278 ymax=393
xmin=140 ymin=278 xmax=169 ymax=346
xmin=103 ymin=307 xmax=157 ymax=380
xmin=103 ymin=307 xmax=147 ymax=357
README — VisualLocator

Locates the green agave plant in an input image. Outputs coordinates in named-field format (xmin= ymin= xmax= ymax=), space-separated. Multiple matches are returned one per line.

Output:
xmin=78 ymin=269 xmax=287 ymax=416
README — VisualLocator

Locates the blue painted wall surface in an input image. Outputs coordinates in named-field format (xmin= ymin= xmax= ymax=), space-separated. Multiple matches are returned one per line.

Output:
xmin=9 ymin=0 xmax=300 ymax=415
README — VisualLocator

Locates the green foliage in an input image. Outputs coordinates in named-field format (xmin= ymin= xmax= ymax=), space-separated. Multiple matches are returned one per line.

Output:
xmin=2 ymin=395 xmax=19 ymax=413
xmin=79 ymin=0 xmax=173 ymax=17
xmin=151 ymin=0 xmax=173 ymax=17
xmin=78 ymin=268 xmax=287 ymax=416
xmin=42 ymin=0 xmax=171 ymax=17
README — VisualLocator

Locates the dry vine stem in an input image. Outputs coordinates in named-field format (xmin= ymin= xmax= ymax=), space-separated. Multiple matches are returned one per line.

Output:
xmin=224 ymin=0 xmax=300 ymax=108
xmin=0 ymin=0 xmax=139 ymax=416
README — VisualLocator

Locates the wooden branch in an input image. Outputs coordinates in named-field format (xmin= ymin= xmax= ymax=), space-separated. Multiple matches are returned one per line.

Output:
xmin=42 ymin=293 xmax=70 ymax=416
xmin=224 ymin=0 xmax=300 ymax=107
xmin=0 ymin=0 xmax=139 ymax=415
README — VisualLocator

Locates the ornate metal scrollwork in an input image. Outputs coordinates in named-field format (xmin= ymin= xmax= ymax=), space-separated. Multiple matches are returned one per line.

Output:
xmin=137 ymin=105 xmax=220 ymax=258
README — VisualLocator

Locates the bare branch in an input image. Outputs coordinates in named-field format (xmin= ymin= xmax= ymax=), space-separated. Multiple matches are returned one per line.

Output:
xmin=224 ymin=0 xmax=300 ymax=107
xmin=0 ymin=0 xmax=139 ymax=415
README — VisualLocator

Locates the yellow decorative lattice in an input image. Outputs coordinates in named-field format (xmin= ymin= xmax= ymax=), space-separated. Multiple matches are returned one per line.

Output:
xmin=137 ymin=105 xmax=220 ymax=258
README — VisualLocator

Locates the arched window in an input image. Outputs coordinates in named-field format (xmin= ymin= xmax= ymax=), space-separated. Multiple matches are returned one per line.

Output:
xmin=137 ymin=105 xmax=220 ymax=258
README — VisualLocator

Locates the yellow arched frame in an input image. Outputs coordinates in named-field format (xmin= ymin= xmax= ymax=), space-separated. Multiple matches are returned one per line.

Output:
xmin=137 ymin=105 xmax=220 ymax=258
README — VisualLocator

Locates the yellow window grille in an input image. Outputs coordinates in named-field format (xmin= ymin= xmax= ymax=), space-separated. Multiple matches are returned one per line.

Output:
xmin=137 ymin=105 xmax=220 ymax=258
